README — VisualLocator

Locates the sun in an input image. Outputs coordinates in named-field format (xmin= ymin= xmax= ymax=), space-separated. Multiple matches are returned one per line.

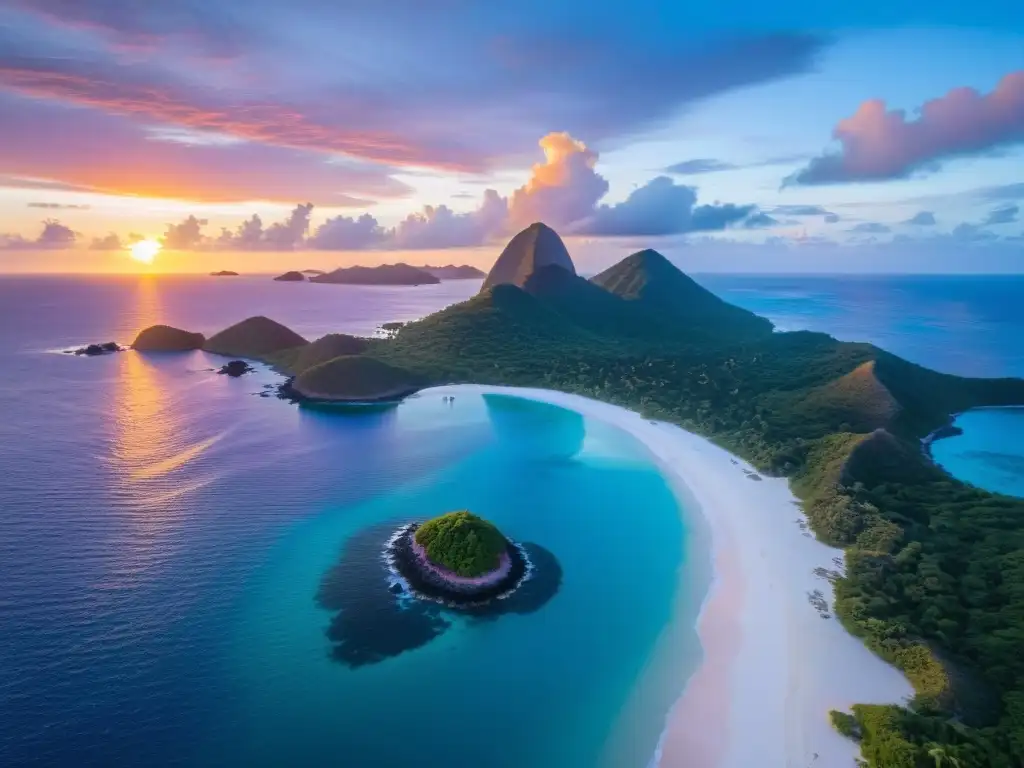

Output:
xmin=129 ymin=239 xmax=162 ymax=265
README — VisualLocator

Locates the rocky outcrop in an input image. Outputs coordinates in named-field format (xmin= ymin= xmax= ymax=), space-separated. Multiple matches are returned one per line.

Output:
xmin=203 ymin=316 xmax=308 ymax=359
xmin=480 ymin=222 xmax=575 ymax=293
xmin=132 ymin=325 xmax=205 ymax=352
xmin=210 ymin=270 xmax=239 ymax=276
xmin=217 ymin=360 xmax=254 ymax=377
xmin=72 ymin=341 xmax=122 ymax=356
xmin=273 ymin=271 xmax=305 ymax=282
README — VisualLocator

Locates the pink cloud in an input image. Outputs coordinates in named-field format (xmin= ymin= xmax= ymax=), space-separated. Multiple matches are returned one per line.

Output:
xmin=792 ymin=71 xmax=1024 ymax=184
xmin=0 ymin=97 xmax=412 ymax=205
xmin=0 ymin=63 xmax=482 ymax=171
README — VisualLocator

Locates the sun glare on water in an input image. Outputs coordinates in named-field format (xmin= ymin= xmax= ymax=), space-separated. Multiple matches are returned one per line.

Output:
xmin=130 ymin=239 xmax=162 ymax=265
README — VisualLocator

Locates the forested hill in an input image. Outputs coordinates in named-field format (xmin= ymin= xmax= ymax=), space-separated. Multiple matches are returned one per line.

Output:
xmin=374 ymin=233 xmax=1024 ymax=768
xmin=590 ymin=248 xmax=774 ymax=340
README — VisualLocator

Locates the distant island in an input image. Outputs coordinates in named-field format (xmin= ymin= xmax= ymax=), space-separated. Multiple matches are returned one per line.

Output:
xmin=301 ymin=269 xmax=326 ymax=276
xmin=132 ymin=220 xmax=1024 ymax=767
xmin=309 ymin=263 xmax=440 ymax=286
xmin=210 ymin=270 xmax=239 ymax=277
xmin=417 ymin=264 xmax=487 ymax=280
xmin=132 ymin=324 xmax=205 ymax=351
xmin=273 ymin=271 xmax=305 ymax=282
xmin=386 ymin=511 xmax=528 ymax=605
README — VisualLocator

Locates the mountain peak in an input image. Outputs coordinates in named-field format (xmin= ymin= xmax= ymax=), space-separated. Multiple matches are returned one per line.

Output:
xmin=591 ymin=250 xmax=774 ymax=339
xmin=480 ymin=222 xmax=575 ymax=293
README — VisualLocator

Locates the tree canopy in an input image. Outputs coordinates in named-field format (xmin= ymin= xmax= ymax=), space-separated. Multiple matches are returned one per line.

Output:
xmin=414 ymin=511 xmax=508 ymax=578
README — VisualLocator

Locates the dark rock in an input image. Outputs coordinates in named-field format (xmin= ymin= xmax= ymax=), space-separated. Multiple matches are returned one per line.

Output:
xmin=931 ymin=424 xmax=965 ymax=442
xmin=74 ymin=343 xmax=122 ymax=356
xmin=389 ymin=582 xmax=404 ymax=595
xmin=217 ymin=360 xmax=254 ymax=377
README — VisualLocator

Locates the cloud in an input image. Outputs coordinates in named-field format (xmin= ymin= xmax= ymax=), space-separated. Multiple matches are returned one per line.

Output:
xmin=979 ymin=183 xmax=1024 ymax=200
xmin=984 ymin=204 xmax=1019 ymax=225
xmin=0 ymin=3 xmax=824 ymax=174
xmin=769 ymin=204 xmax=832 ymax=216
xmin=742 ymin=211 xmax=781 ymax=229
xmin=951 ymin=222 xmax=997 ymax=242
xmin=507 ymin=133 xmax=609 ymax=230
xmin=37 ymin=219 xmax=76 ymax=247
xmin=0 ymin=218 xmax=77 ymax=249
xmin=308 ymin=214 xmax=386 ymax=251
xmin=577 ymin=176 xmax=754 ymax=236
xmin=904 ymin=211 xmax=937 ymax=226
xmin=665 ymin=159 xmax=736 ymax=175
xmin=0 ymin=174 xmax=99 ymax=194
xmin=849 ymin=222 xmax=891 ymax=234
xmin=90 ymin=233 xmax=126 ymax=250
xmin=44 ymin=132 xmax=761 ymax=252
xmin=308 ymin=189 xmax=509 ymax=251
xmin=216 ymin=204 xmax=313 ymax=250
xmin=666 ymin=154 xmax=811 ymax=176
xmin=0 ymin=95 xmax=412 ymax=206
xmin=27 ymin=202 xmax=91 ymax=210
xmin=824 ymin=213 xmax=841 ymax=223
xmin=263 ymin=203 xmax=313 ymax=249
xmin=391 ymin=190 xmax=508 ymax=249
xmin=162 ymin=215 xmax=207 ymax=250
xmin=790 ymin=70 xmax=1024 ymax=184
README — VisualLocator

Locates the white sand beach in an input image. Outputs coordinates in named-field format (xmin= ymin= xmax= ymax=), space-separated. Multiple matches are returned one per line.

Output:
xmin=432 ymin=385 xmax=914 ymax=768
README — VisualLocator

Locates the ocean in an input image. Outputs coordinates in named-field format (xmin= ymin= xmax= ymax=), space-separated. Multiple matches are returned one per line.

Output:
xmin=1 ymin=273 xmax=1022 ymax=767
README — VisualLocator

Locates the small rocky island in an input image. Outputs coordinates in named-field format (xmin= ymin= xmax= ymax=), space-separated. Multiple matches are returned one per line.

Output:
xmin=309 ymin=263 xmax=440 ymax=286
xmin=132 ymin=324 xmax=205 ymax=351
xmin=417 ymin=264 xmax=487 ymax=280
xmin=273 ymin=271 xmax=306 ymax=282
xmin=210 ymin=270 xmax=239 ymax=277
xmin=387 ymin=511 xmax=529 ymax=606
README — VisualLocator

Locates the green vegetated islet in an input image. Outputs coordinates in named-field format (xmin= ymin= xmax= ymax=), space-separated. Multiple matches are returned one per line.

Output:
xmin=413 ymin=511 xmax=507 ymax=578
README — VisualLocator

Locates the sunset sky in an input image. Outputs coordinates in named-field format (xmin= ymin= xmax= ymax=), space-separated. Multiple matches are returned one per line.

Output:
xmin=0 ymin=1 xmax=1022 ymax=273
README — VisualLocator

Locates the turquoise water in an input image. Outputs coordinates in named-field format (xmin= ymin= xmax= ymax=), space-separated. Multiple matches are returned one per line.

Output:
xmin=930 ymin=408 xmax=1024 ymax=499
xmin=201 ymin=394 xmax=697 ymax=768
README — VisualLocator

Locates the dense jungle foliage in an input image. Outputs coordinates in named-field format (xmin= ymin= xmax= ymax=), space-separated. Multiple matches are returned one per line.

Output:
xmin=414 ymin=511 xmax=508 ymax=578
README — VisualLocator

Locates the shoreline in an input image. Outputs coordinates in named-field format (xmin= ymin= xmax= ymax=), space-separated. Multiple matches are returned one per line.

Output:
xmin=425 ymin=384 xmax=914 ymax=768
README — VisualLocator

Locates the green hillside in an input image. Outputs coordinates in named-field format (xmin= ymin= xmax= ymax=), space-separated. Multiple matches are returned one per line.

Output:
xmin=290 ymin=355 xmax=423 ymax=402
xmin=591 ymin=249 xmax=774 ymax=340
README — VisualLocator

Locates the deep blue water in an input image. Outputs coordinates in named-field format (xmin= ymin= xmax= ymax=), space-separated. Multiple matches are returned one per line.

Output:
xmin=1 ymin=272 xmax=1022 ymax=766
xmin=701 ymin=274 xmax=1024 ymax=379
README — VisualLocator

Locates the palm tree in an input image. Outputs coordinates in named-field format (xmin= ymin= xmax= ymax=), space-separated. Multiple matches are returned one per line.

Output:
xmin=925 ymin=743 xmax=963 ymax=768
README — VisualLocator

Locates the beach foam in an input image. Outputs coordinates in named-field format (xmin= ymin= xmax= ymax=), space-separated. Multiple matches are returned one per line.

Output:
xmin=428 ymin=385 xmax=913 ymax=768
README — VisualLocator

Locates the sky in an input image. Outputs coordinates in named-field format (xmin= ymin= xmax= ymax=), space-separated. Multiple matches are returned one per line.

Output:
xmin=0 ymin=1 xmax=1022 ymax=273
